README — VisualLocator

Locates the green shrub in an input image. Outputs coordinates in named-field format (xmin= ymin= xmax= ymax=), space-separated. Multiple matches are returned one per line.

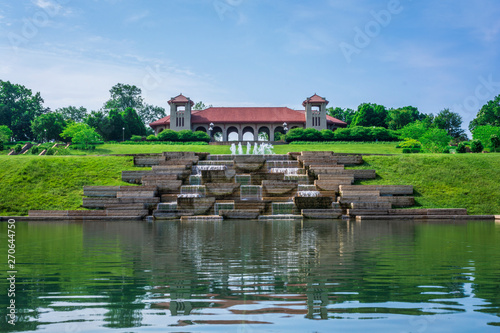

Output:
xmin=442 ymin=146 xmax=451 ymax=154
xmin=456 ymin=142 xmax=467 ymax=153
xmin=397 ymin=138 xmax=421 ymax=149
xmin=14 ymin=144 xmax=22 ymax=153
xmin=285 ymin=128 xmax=306 ymax=142
xmin=31 ymin=146 xmax=40 ymax=155
xmin=490 ymin=134 xmax=500 ymax=152
xmin=470 ymin=139 xmax=484 ymax=153
xmin=303 ymin=128 xmax=322 ymax=141
xmin=320 ymin=129 xmax=335 ymax=141
xmin=192 ymin=131 xmax=211 ymax=142
xmin=0 ymin=141 xmax=3 ymax=151
xmin=274 ymin=132 xmax=284 ymax=141
xmin=402 ymin=148 xmax=411 ymax=154
xmin=411 ymin=148 xmax=421 ymax=153
xmin=472 ymin=125 xmax=500 ymax=147
xmin=146 ymin=134 xmax=158 ymax=141
xmin=157 ymin=129 xmax=179 ymax=141
xmin=333 ymin=126 xmax=398 ymax=141
xmin=130 ymin=135 xmax=144 ymax=142
xmin=45 ymin=148 xmax=55 ymax=155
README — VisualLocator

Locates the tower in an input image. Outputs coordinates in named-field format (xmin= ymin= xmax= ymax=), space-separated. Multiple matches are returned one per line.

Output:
xmin=303 ymin=94 xmax=328 ymax=130
xmin=169 ymin=94 xmax=193 ymax=131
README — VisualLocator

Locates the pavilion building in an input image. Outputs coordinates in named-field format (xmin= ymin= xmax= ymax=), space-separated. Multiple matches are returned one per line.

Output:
xmin=149 ymin=93 xmax=347 ymax=141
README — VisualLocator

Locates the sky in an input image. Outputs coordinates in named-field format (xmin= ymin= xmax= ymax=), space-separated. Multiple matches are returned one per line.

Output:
xmin=0 ymin=0 xmax=499 ymax=132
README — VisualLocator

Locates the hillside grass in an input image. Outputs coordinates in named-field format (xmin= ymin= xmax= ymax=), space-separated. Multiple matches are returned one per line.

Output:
xmin=1 ymin=152 xmax=498 ymax=216
xmin=351 ymin=154 xmax=500 ymax=215
xmin=0 ymin=156 xmax=147 ymax=216
xmin=0 ymin=141 xmax=400 ymax=155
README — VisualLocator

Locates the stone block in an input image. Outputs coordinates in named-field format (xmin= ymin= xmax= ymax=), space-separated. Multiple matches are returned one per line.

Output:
xmin=294 ymin=196 xmax=333 ymax=210
xmin=218 ymin=209 xmax=261 ymax=219
xmin=301 ymin=209 xmax=342 ymax=219
xmin=339 ymin=185 xmax=413 ymax=195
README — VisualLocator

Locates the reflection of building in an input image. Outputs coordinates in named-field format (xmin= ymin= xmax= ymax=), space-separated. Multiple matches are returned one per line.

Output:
xmin=149 ymin=94 xmax=347 ymax=141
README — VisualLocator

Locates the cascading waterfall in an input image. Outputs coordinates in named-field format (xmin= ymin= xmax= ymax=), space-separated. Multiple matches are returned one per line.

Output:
xmin=272 ymin=202 xmax=295 ymax=215
xmin=240 ymin=185 xmax=262 ymax=200
xmin=179 ymin=185 xmax=206 ymax=198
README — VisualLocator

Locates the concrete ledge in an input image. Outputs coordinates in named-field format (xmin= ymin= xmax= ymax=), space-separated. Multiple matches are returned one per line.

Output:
xmin=180 ymin=215 xmax=223 ymax=222
xmin=356 ymin=215 xmax=496 ymax=221
xmin=258 ymin=215 xmax=303 ymax=220
xmin=219 ymin=209 xmax=260 ymax=219
xmin=351 ymin=202 xmax=392 ymax=209
xmin=302 ymin=209 xmax=342 ymax=219
xmin=339 ymin=185 xmax=414 ymax=196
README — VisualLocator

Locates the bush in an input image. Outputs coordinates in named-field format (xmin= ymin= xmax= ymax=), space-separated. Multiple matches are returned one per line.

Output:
xmin=31 ymin=146 xmax=40 ymax=155
xmin=402 ymin=148 xmax=411 ymax=154
xmin=320 ymin=129 xmax=335 ymax=141
xmin=45 ymin=148 xmax=56 ymax=155
xmin=274 ymin=132 xmax=284 ymax=141
xmin=332 ymin=126 xmax=398 ymax=141
xmin=130 ymin=135 xmax=144 ymax=142
xmin=419 ymin=128 xmax=452 ymax=153
xmin=442 ymin=146 xmax=451 ymax=154
xmin=192 ymin=131 xmax=211 ymax=143
xmin=397 ymin=138 xmax=421 ymax=149
xmin=472 ymin=125 xmax=500 ymax=147
xmin=285 ymin=128 xmax=305 ymax=142
xmin=470 ymin=139 xmax=484 ymax=153
xmin=402 ymin=148 xmax=421 ymax=154
xmin=157 ymin=129 xmax=179 ymax=141
xmin=0 ymin=141 xmax=3 ymax=151
xmin=456 ymin=142 xmax=467 ymax=153
xmin=303 ymin=128 xmax=322 ymax=141
xmin=14 ymin=144 xmax=22 ymax=153
xmin=146 ymin=134 xmax=158 ymax=141
xmin=490 ymin=134 xmax=500 ymax=152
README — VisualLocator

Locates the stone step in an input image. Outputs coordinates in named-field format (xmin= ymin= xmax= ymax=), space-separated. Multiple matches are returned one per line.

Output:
xmin=134 ymin=156 xmax=162 ymax=167
xmin=332 ymin=154 xmax=364 ymax=165
xmin=83 ymin=186 xmax=157 ymax=197
xmin=258 ymin=214 xmax=303 ymax=220
xmin=301 ymin=209 xmax=343 ymax=219
xmin=310 ymin=169 xmax=376 ymax=179
xmin=218 ymin=209 xmax=261 ymax=219
xmin=347 ymin=209 xmax=389 ymax=216
xmin=317 ymin=175 xmax=355 ymax=182
xmin=83 ymin=197 xmax=160 ymax=209
xmin=350 ymin=202 xmax=392 ymax=209
xmin=294 ymin=196 xmax=333 ymax=210
xmin=340 ymin=191 xmax=381 ymax=198
xmin=339 ymin=196 xmax=415 ymax=208
xmin=339 ymin=185 xmax=413 ymax=196
xmin=116 ymin=191 xmax=157 ymax=198
xmin=314 ymin=180 xmax=351 ymax=191
xmin=180 ymin=215 xmax=223 ymax=222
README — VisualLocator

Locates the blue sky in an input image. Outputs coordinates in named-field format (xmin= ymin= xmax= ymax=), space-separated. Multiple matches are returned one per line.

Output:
xmin=1 ymin=0 xmax=499 ymax=132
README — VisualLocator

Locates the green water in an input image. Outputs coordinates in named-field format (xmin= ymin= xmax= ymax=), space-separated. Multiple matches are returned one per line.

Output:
xmin=1 ymin=220 xmax=500 ymax=332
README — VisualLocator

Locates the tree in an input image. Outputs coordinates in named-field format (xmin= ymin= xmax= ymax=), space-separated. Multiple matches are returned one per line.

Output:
xmin=398 ymin=121 xmax=431 ymax=140
xmin=419 ymin=128 xmax=452 ymax=153
xmin=61 ymin=123 xmax=101 ymax=149
xmin=470 ymin=139 xmax=484 ymax=153
xmin=56 ymin=106 xmax=87 ymax=122
xmin=193 ymin=101 xmax=212 ymax=110
xmin=386 ymin=106 xmax=423 ymax=130
xmin=0 ymin=80 xmax=45 ymax=140
xmin=31 ymin=113 xmax=67 ymax=142
xmin=0 ymin=125 xmax=13 ymax=142
xmin=472 ymin=125 xmax=500 ymax=148
xmin=141 ymin=104 xmax=166 ymax=125
xmin=490 ymin=135 xmax=500 ymax=152
xmin=326 ymin=107 xmax=356 ymax=125
xmin=85 ymin=110 xmax=111 ymax=140
xmin=469 ymin=94 xmax=500 ymax=132
xmin=121 ymin=107 xmax=146 ymax=139
xmin=107 ymin=109 xmax=126 ymax=141
xmin=351 ymin=103 xmax=388 ymax=128
xmin=104 ymin=83 xmax=143 ymax=112
xmin=434 ymin=108 xmax=464 ymax=138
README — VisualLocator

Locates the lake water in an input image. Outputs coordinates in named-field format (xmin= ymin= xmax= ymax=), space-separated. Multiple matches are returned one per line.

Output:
xmin=1 ymin=220 xmax=500 ymax=332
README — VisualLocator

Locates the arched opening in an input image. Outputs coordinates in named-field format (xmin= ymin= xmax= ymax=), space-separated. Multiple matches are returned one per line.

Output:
xmin=274 ymin=126 xmax=285 ymax=141
xmin=212 ymin=126 xmax=223 ymax=142
xmin=195 ymin=126 xmax=207 ymax=133
xmin=257 ymin=126 xmax=270 ymax=141
xmin=242 ymin=126 xmax=255 ymax=141
xmin=227 ymin=126 xmax=239 ymax=141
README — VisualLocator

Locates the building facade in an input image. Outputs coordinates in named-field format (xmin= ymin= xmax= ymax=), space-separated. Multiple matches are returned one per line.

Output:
xmin=149 ymin=94 xmax=347 ymax=141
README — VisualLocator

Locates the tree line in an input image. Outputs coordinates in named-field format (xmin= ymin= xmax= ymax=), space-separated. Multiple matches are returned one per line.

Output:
xmin=1 ymin=79 xmax=499 ymax=147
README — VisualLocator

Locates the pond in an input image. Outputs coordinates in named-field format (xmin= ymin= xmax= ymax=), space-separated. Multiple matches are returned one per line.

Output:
xmin=1 ymin=220 xmax=500 ymax=332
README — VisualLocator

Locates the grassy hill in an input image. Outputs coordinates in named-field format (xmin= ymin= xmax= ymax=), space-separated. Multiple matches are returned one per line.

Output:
xmin=0 ymin=152 xmax=498 ymax=216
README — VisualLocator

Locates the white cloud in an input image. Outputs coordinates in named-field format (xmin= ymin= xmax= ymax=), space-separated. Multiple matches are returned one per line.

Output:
xmin=124 ymin=10 xmax=149 ymax=24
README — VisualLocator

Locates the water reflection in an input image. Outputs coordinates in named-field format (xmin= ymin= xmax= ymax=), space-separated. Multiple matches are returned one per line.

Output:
xmin=1 ymin=220 xmax=500 ymax=332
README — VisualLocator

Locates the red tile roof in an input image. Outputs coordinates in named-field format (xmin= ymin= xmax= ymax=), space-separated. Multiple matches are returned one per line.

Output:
xmin=168 ymin=94 xmax=194 ymax=106
xmin=303 ymin=94 xmax=329 ymax=106
xmin=149 ymin=107 xmax=347 ymax=127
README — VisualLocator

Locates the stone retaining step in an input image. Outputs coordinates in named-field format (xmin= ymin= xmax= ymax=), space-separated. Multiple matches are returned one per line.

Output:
xmin=339 ymin=196 xmax=415 ymax=207
xmin=116 ymin=191 xmax=157 ymax=198
xmin=28 ymin=210 xmax=148 ymax=218
xmin=258 ymin=214 xmax=303 ymax=220
xmin=218 ymin=209 xmax=260 ymax=219
xmin=356 ymin=215 xmax=495 ymax=221
xmin=339 ymin=185 xmax=414 ymax=196
xmin=351 ymin=202 xmax=392 ymax=209
xmin=340 ymin=190 xmax=381 ymax=198
xmin=83 ymin=197 xmax=160 ymax=208
xmin=301 ymin=209 xmax=343 ymax=219
xmin=134 ymin=156 xmax=161 ymax=167
xmin=83 ymin=186 xmax=157 ymax=197
xmin=180 ymin=215 xmax=223 ymax=222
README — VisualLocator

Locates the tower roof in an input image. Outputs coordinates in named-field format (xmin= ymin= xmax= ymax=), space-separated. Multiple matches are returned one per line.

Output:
xmin=168 ymin=93 xmax=194 ymax=106
xmin=303 ymin=94 xmax=329 ymax=107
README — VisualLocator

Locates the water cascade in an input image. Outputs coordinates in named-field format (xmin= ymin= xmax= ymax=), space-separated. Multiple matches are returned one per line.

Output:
xmin=246 ymin=142 xmax=252 ymax=154
xmin=240 ymin=185 xmax=262 ymax=200
xmin=230 ymin=143 xmax=237 ymax=155
xmin=179 ymin=185 xmax=206 ymax=198
xmin=272 ymin=202 xmax=295 ymax=215
xmin=189 ymin=175 xmax=202 ymax=185
xmin=237 ymin=142 xmax=244 ymax=155
xmin=214 ymin=202 xmax=235 ymax=215
xmin=235 ymin=174 xmax=251 ymax=185
xmin=270 ymin=167 xmax=301 ymax=175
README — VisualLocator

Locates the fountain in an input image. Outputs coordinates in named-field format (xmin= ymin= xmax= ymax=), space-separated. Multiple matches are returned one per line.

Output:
xmin=235 ymin=174 xmax=251 ymax=185
xmin=179 ymin=185 xmax=206 ymax=198
xmin=230 ymin=143 xmax=237 ymax=155
xmin=214 ymin=201 xmax=235 ymax=215
xmin=246 ymin=142 xmax=252 ymax=154
xmin=270 ymin=167 xmax=301 ymax=175
xmin=240 ymin=185 xmax=262 ymax=200
xmin=272 ymin=202 xmax=295 ymax=215
xmin=189 ymin=175 xmax=202 ymax=185
xmin=237 ymin=142 xmax=243 ymax=155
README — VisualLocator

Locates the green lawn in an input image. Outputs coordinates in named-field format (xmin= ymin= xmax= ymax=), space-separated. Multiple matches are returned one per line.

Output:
xmin=1 ymin=141 xmax=401 ymax=155
xmin=0 ymin=156 xmax=147 ymax=216
xmin=351 ymin=154 xmax=500 ymax=215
